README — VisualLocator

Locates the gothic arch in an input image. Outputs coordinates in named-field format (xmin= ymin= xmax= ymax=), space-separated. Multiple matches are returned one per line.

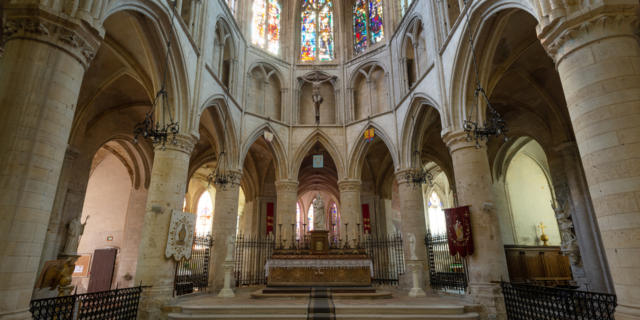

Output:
xmin=239 ymin=123 xmax=288 ymax=181
xmin=214 ymin=17 xmax=236 ymax=89
xmin=399 ymin=94 xmax=443 ymax=168
xmin=245 ymin=62 xmax=284 ymax=120
xmin=290 ymin=130 xmax=346 ymax=180
xmin=349 ymin=62 xmax=390 ymax=121
xmin=347 ymin=123 xmax=398 ymax=179
xmin=196 ymin=96 xmax=241 ymax=170
xmin=448 ymin=0 xmax=538 ymax=130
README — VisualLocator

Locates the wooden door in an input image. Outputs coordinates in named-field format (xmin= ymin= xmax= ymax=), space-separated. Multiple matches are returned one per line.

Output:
xmin=87 ymin=248 xmax=117 ymax=292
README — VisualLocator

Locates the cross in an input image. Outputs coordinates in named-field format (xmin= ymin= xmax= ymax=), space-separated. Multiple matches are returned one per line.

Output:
xmin=538 ymin=222 xmax=546 ymax=234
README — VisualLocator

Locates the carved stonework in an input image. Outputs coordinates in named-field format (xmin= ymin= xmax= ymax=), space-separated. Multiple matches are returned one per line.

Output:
xmin=552 ymin=200 xmax=582 ymax=267
xmin=338 ymin=179 xmax=361 ymax=192
xmin=275 ymin=180 xmax=299 ymax=193
xmin=158 ymin=134 xmax=198 ymax=155
xmin=165 ymin=210 xmax=196 ymax=261
xmin=2 ymin=9 xmax=101 ymax=69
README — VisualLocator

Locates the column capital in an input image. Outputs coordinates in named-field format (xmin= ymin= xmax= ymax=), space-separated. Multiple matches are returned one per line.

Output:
xmin=155 ymin=134 xmax=198 ymax=155
xmin=394 ymin=169 xmax=421 ymax=187
xmin=213 ymin=170 xmax=243 ymax=191
xmin=275 ymin=179 xmax=298 ymax=193
xmin=442 ymin=130 xmax=485 ymax=153
xmin=338 ymin=179 xmax=361 ymax=192
xmin=537 ymin=3 xmax=639 ymax=64
xmin=3 ymin=5 xmax=105 ymax=69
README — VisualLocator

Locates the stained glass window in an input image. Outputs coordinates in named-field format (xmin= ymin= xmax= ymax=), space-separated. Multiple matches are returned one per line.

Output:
xmin=196 ymin=191 xmax=213 ymax=235
xmin=400 ymin=0 xmax=413 ymax=16
xmin=352 ymin=0 xmax=384 ymax=54
xmin=252 ymin=0 xmax=281 ymax=55
xmin=330 ymin=203 xmax=339 ymax=236
xmin=307 ymin=202 xmax=314 ymax=231
xmin=296 ymin=202 xmax=301 ymax=239
xmin=301 ymin=0 xmax=334 ymax=61
xmin=427 ymin=192 xmax=446 ymax=235
xmin=226 ymin=0 xmax=236 ymax=14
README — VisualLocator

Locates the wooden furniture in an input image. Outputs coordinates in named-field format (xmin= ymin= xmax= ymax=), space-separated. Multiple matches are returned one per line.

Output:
xmin=504 ymin=245 xmax=573 ymax=287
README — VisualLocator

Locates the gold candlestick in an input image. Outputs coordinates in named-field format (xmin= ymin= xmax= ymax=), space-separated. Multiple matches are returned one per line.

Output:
xmin=538 ymin=222 xmax=549 ymax=246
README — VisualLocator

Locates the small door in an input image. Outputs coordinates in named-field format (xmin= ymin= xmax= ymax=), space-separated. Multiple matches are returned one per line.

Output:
xmin=87 ymin=248 xmax=117 ymax=292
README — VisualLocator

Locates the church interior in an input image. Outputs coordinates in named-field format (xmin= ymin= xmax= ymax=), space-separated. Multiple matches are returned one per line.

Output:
xmin=1 ymin=0 xmax=639 ymax=319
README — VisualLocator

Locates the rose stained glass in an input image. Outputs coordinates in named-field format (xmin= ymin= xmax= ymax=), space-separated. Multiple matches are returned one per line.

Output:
xmin=353 ymin=0 xmax=368 ymax=54
xmin=369 ymin=0 xmax=384 ymax=44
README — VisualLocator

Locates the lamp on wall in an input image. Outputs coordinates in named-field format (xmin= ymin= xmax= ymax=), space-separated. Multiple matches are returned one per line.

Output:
xmin=133 ymin=0 xmax=180 ymax=148
xmin=461 ymin=0 xmax=507 ymax=147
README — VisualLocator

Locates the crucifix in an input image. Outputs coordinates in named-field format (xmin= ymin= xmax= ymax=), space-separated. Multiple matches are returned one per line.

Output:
xmin=538 ymin=222 xmax=549 ymax=246
xmin=300 ymin=71 xmax=336 ymax=125
xmin=312 ymin=84 xmax=323 ymax=125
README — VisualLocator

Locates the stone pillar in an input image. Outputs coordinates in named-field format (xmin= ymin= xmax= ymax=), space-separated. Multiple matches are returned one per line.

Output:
xmin=210 ymin=175 xmax=242 ymax=291
xmin=134 ymin=135 xmax=196 ymax=319
xmin=0 ymin=6 xmax=101 ymax=318
xmin=338 ymin=179 xmax=361 ymax=247
xmin=444 ymin=131 xmax=509 ymax=319
xmin=274 ymin=180 xmax=298 ymax=248
xmin=538 ymin=4 xmax=640 ymax=318
xmin=395 ymin=171 xmax=428 ymax=295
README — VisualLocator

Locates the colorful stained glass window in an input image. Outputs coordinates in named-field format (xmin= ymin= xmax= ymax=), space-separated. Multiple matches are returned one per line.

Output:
xmin=330 ymin=203 xmax=339 ymax=236
xmin=353 ymin=0 xmax=368 ymax=54
xmin=296 ymin=202 xmax=301 ymax=239
xmin=352 ymin=0 xmax=384 ymax=54
xmin=307 ymin=202 xmax=314 ymax=231
xmin=252 ymin=0 xmax=281 ymax=55
xmin=301 ymin=0 xmax=334 ymax=61
xmin=196 ymin=191 xmax=213 ymax=235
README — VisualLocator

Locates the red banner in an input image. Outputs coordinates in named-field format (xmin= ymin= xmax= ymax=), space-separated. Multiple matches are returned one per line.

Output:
xmin=361 ymin=204 xmax=371 ymax=234
xmin=266 ymin=202 xmax=274 ymax=235
xmin=444 ymin=205 xmax=474 ymax=257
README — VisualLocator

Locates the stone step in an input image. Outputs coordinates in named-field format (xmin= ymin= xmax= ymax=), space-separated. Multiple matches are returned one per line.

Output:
xmin=168 ymin=313 xmax=480 ymax=320
xmin=335 ymin=305 xmax=467 ymax=315
xmin=177 ymin=304 xmax=307 ymax=315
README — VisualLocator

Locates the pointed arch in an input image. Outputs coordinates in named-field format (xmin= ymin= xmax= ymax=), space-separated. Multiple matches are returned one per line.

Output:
xmin=399 ymin=94 xmax=443 ymax=168
xmin=239 ymin=123 xmax=288 ymax=181
xmin=347 ymin=123 xmax=398 ymax=179
xmin=290 ymin=130 xmax=345 ymax=180
xmin=196 ymin=95 xmax=240 ymax=170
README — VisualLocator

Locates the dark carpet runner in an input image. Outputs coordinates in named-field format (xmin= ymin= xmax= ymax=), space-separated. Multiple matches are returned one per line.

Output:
xmin=307 ymin=288 xmax=336 ymax=320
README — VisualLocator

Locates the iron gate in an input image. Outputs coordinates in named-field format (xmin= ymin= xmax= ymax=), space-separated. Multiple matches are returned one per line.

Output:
xmin=425 ymin=231 xmax=468 ymax=292
xmin=363 ymin=233 xmax=405 ymax=285
xmin=234 ymin=234 xmax=275 ymax=286
xmin=174 ymin=234 xmax=213 ymax=296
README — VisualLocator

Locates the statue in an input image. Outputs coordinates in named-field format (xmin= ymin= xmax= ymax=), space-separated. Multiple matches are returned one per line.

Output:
xmin=299 ymin=71 xmax=336 ymax=125
xmin=407 ymin=233 xmax=418 ymax=260
xmin=63 ymin=215 xmax=89 ymax=255
xmin=225 ymin=235 xmax=235 ymax=261
xmin=312 ymin=194 xmax=326 ymax=231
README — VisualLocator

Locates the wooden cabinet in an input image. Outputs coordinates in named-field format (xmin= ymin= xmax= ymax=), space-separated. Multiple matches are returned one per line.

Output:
xmin=505 ymin=245 xmax=573 ymax=287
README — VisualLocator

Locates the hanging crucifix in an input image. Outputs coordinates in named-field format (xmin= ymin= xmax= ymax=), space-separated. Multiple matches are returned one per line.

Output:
xmin=300 ymin=71 xmax=336 ymax=125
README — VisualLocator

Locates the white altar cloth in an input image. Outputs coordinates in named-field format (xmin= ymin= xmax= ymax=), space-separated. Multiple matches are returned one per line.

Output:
xmin=265 ymin=259 xmax=374 ymax=277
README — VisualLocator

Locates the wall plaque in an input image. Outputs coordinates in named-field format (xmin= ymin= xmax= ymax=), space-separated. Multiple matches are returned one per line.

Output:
xmin=165 ymin=209 xmax=196 ymax=261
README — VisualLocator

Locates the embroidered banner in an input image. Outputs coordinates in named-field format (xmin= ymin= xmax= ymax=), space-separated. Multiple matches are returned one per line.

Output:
xmin=444 ymin=205 xmax=474 ymax=257
xmin=361 ymin=204 xmax=371 ymax=234
xmin=364 ymin=128 xmax=375 ymax=142
xmin=166 ymin=209 xmax=196 ymax=261
xmin=266 ymin=202 xmax=275 ymax=235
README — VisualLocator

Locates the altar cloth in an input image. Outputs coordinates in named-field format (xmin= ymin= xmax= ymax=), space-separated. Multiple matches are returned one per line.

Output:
xmin=265 ymin=258 xmax=374 ymax=277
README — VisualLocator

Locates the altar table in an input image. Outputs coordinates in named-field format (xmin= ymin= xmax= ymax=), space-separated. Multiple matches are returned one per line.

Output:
xmin=265 ymin=255 xmax=373 ymax=287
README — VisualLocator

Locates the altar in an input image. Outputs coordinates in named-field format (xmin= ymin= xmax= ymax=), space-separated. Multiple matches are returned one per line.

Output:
xmin=265 ymin=254 xmax=373 ymax=287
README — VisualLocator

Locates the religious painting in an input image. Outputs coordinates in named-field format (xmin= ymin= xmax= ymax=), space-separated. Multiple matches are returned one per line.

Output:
xmin=312 ymin=154 xmax=324 ymax=168
xmin=361 ymin=203 xmax=371 ymax=234
xmin=166 ymin=209 xmax=196 ymax=261
xmin=266 ymin=202 xmax=275 ymax=235
xmin=444 ymin=206 xmax=474 ymax=257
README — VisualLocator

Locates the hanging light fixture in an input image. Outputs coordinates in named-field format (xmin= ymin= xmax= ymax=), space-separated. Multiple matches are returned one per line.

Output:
xmin=206 ymin=111 xmax=239 ymax=189
xmin=134 ymin=0 xmax=180 ymax=148
xmin=461 ymin=0 xmax=507 ymax=147
xmin=404 ymin=150 xmax=433 ymax=187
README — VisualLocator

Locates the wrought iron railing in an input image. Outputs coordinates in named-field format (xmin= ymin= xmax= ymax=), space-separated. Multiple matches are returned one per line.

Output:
xmin=174 ymin=233 xmax=213 ymax=296
xmin=30 ymin=285 xmax=147 ymax=320
xmin=234 ymin=234 xmax=275 ymax=286
xmin=501 ymin=282 xmax=617 ymax=320
xmin=425 ymin=232 xmax=468 ymax=293
xmin=362 ymin=232 xmax=405 ymax=285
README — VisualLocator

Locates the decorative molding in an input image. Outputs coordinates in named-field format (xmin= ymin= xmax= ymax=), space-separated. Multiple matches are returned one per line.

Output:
xmin=442 ymin=130 xmax=483 ymax=153
xmin=538 ymin=5 xmax=639 ymax=64
xmin=2 ymin=7 xmax=102 ymax=69
xmin=157 ymin=134 xmax=198 ymax=155
xmin=275 ymin=180 xmax=299 ymax=193
xmin=338 ymin=179 xmax=361 ymax=192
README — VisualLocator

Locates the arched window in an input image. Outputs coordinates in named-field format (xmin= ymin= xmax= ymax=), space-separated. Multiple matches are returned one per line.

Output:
xmin=427 ymin=192 xmax=446 ymax=235
xmin=296 ymin=202 xmax=302 ymax=239
xmin=307 ymin=202 xmax=315 ymax=231
xmin=196 ymin=191 xmax=214 ymax=235
xmin=330 ymin=202 xmax=339 ymax=236
xmin=252 ymin=0 xmax=281 ymax=54
xmin=400 ymin=0 xmax=413 ymax=16
xmin=300 ymin=0 xmax=334 ymax=62
xmin=353 ymin=0 xmax=384 ymax=54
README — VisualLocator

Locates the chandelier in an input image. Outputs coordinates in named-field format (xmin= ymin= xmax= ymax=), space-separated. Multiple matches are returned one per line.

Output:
xmin=133 ymin=1 xmax=180 ymax=148
xmin=404 ymin=151 xmax=433 ymax=187
xmin=207 ymin=151 xmax=240 ymax=190
xmin=461 ymin=0 xmax=507 ymax=147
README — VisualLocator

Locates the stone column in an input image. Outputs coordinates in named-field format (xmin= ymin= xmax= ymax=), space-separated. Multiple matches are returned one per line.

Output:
xmin=210 ymin=175 xmax=242 ymax=291
xmin=338 ymin=179 xmax=361 ymax=247
xmin=395 ymin=171 xmax=428 ymax=295
xmin=134 ymin=134 xmax=196 ymax=319
xmin=274 ymin=180 xmax=298 ymax=248
xmin=538 ymin=4 xmax=640 ymax=318
xmin=444 ymin=131 xmax=509 ymax=319
xmin=0 ymin=6 xmax=101 ymax=319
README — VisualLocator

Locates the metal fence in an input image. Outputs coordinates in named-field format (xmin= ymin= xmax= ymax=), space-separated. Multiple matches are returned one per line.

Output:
xmin=425 ymin=232 xmax=468 ymax=293
xmin=501 ymin=282 xmax=617 ymax=320
xmin=362 ymin=233 xmax=405 ymax=285
xmin=234 ymin=234 xmax=275 ymax=286
xmin=30 ymin=285 xmax=146 ymax=320
xmin=174 ymin=234 xmax=213 ymax=296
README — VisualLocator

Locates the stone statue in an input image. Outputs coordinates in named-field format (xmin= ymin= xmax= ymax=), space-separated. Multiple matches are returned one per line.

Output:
xmin=312 ymin=194 xmax=326 ymax=231
xmin=552 ymin=200 xmax=581 ymax=265
xmin=407 ymin=233 xmax=418 ymax=260
xmin=63 ymin=215 xmax=89 ymax=255
xmin=225 ymin=235 xmax=235 ymax=261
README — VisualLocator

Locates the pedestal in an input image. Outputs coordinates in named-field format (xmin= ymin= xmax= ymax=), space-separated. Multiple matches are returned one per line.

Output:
xmin=407 ymin=260 xmax=426 ymax=297
xmin=310 ymin=230 xmax=329 ymax=255
xmin=217 ymin=261 xmax=235 ymax=298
